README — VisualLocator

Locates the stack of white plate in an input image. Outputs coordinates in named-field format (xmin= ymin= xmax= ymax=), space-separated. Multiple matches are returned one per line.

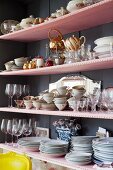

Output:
xmin=39 ymin=139 xmax=69 ymax=157
xmin=65 ymin=136 xmax=96 ymax=165
xmin=93 ymin=137 xmax=113 ymax=163
xmin=94 ymin=36 xmax=113 ymax=59
xmin=65 ymin=152 xmax=92 ymax=165
xmin=18 ymin=137 xmax=50 ymax=152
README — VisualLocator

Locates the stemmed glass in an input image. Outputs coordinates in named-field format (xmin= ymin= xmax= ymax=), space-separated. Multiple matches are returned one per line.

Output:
xmin=22 ymin=119 xmax=32 ymax=137
xmin=23 ymin=85 xmax=30 ymax=97
xmin=89 ymin=93 xmax=100 ymax=112
xmin=5 ymin=84 xmax=14 ymax=107
xmin=12 ymin=119 xmax=23 ymax=143
xmin=1 ymin=119 xmax=8 ymax=144
xmin=13 ymin=84 xmax=23 ymax=100
xmin=7 ymin=119 xmax=14 ymax=144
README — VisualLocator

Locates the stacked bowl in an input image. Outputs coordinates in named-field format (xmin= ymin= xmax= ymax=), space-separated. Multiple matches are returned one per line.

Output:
xmin=93 ymin=137 xmax=113 ymax=164
xmin=94 ymin=36 xmax=113 ymax=59
xmin=39 ymin=139 xmax=69 ymax=157
xmin=65 ymin=136 xmax=96 ymax=165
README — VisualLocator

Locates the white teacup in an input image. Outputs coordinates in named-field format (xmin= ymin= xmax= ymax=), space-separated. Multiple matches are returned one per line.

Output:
xmin=54 ymin=97 xmax=67 ymax=104
xmin=57 ymin=86 xmax=67 ymax=95
xmin=55 ymin=103 xmax=67 ymax=111
xmin=32 ymin=100 xmax=41 ymax=110
xmin=4 ymin=61 xmax=14 ymax=71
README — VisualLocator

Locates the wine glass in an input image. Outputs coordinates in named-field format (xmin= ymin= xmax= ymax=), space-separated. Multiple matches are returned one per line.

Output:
xmin=23 ymin=85 xmax=30 ymax=97
xmin=5 ymin=84 xmax=14 ymax=107
xmin=1 ymin=119 xmax=8 ymax=144
xmin=12 ymin=119 xmax=23 ymax=143
xmin=22 ymin=119 xmax=32 ymax=137
xmin=13 ymin=84 xmax=23 ymax=100
xmin=7 ymin=119 xmax=14 ymax=144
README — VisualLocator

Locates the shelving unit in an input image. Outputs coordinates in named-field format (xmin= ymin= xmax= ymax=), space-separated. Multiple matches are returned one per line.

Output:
xmin=1 ymin=57 xmax=113 ymax=76
xmin=0 ymin=144 xmax=95 ymax=170
xmin=0 ymin=107 xmax=113 ymax=119
xmin=0 ymin=0 xmax=112 ymax=42
xmin=0 ymin=1 xmax=113 ymax=169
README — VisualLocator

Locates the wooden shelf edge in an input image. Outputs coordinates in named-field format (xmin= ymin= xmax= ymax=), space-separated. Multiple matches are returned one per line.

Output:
xmin=0 ymin=144 xmax=95 ymax=170
xmin=0 ymin=57 xmax=113 ymax=76
xmin=0 ymin=107 xmax=113 ymax=119
xmin=0 ymin=0 xmax=112 ymax=42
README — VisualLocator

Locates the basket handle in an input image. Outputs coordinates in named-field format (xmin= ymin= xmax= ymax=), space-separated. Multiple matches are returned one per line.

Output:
xmin=48 ymin=28 xmax=63 ymax=40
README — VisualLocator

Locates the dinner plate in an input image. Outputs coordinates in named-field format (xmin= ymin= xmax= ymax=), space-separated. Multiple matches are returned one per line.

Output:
xmin=94 ymin=36 xmax=113 ymax=46
xmin=94 ymin=45 xmax=110 ymax=53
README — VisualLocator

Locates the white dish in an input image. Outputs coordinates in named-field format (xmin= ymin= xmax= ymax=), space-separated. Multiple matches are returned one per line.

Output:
xmin=94 ymin=36 xmax=113 ymax=46
xmin=94 ymin=45 xmax=110 ymax=53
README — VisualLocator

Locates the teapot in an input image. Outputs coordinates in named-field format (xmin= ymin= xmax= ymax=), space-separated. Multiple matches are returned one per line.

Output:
xmin=63 ymin=35 xmax=86 ymax=51
xmin=48 ymin=29 xmax=65 ymax=52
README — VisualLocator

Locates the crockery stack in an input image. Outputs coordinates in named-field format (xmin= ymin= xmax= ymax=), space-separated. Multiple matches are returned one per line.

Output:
xmin=65 ymin=136 xmax=96 ymax=165
xmin=94 ymin=36 xmax=113 ymax=59
xmin=18 ymin=136 xmax=50 ymax=152
xmin=39 ymin=139 xmax=69 ymax=157
xmin=93 ymin=137 xmax=113 ymax=164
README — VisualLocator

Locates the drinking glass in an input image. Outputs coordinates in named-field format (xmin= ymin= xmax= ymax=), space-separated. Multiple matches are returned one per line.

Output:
xmin=34 ymin=120 xmax=39 ymax=136
xmin=12 ymin=119 xmax=23 ymax=143
xmin=23 ymin=85 xmax=30 ymax=97
xmin=7 ymin=119 xmax=14 ymax=144
xmin=1 ymin=119 xmax=8 ymax=144
xmin=89 ymin=93 xmax=100 ymax=112
xmin=13 ymin=84 xmax=23 ymax=100
xmin=22 ymin=119 xmax=32 ymax=137
xmin=5 ymin=84 xmax=14 ymax=107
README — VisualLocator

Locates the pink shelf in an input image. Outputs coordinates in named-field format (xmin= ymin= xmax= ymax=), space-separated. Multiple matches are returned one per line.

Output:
xmin=0 ymin=107 xmax=113 ymax=119
xmin=0 ymin=0 xmax=113 ymax=42
xmin=0 ymin=57 xmax=113 ymax=76
xmin=0 ymin=144 xmax=95 ymax=170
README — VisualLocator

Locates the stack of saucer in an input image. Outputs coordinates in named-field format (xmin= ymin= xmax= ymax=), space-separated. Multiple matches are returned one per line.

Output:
xmin=94 ymin=36 xmax=113 ymax=59
xmin=93 ymin=137 xmax=113 ymax=164
xmin=39 ymin=139 xmax=69 ymax=157
xmin=65 ymin=136 xmax=96 ymax=165
xmin=18 ymin=137 xmax=50 ymax=152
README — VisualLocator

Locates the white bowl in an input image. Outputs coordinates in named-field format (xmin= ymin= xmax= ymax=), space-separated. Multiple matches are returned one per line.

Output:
xmin=71 ymin=89 xmax=85 ymax=98
xmin=54 ymin=97 xmax=67 ymax=104
xmin=15 ymin=60 xmax=25 ymax=67
xmin=94 ymin=36 xmax=113 ymax=46
xmin=32 ymin=100 xmax=41 ymax=110
xmin=14 ymin=57 xmax=27 ymax=62
xmin=4 ymin=61 xmax=14 ymax=71
xmin=57 ymin=86 xmax=67 ymax=95
xmin=94 ymin=45 xmax=110 ymax=53
xmin=55 ymin=103 xmax=67 ymax=111
xmin=43 ymin=96 xmax=54 ymax=104
xmin=41 ymin=103 xmax=56 ymax=111
xmin=24 ymin=101 xmax=32 ymax=109
xmin=67 ymin=0 xmax=84 ymax=12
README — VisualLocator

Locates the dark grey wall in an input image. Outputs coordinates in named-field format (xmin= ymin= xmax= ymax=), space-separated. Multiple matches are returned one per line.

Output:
xmin=26 ymin=0 xmax=113 ymax=139
xmin=0 ymin=0 xmax=29 ymax=142
xmin=0 ymin=0 xmax=113 ymax=142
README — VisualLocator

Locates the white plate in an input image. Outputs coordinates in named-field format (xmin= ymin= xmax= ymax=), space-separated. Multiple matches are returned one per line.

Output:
xmin=40 ymin=139 xmax=68 ymax=147
xmin=94 ymin=45 xmax=110 ymax=53
xmin=94 ymin=36 xmax=113 ymax=46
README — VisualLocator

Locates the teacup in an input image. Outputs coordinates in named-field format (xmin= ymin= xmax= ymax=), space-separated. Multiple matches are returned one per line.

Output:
xmin=55 ymin=103 xmax=67 ymax=111
xmin=54 ymin=97 xmax=67 ymax=104
xmin=41 ymin=103 xmax=56 ymax=111
xmin=32 ymin=100 xmax=41 ymax=110
xmin=56 ymin=86 xmax=68 ymax=95
xmin=4 ymin=61 xmax=14 ymax=71
xmin=24 ymin=100 xmax=32 ymax=109
xmin=43 ymin=96 xmax=54 ymax=104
